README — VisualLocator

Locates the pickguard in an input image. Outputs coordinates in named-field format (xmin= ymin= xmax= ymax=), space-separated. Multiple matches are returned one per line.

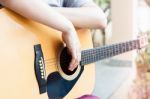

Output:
xmin=34 ymin=44 xmax=84 ymax=98
xmin=47 ymin=67 xmax=84 ymax=98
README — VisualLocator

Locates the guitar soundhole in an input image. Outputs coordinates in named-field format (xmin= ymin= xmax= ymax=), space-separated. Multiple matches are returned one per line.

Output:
xmin=60 ymin=47 xmax=77 ymax=75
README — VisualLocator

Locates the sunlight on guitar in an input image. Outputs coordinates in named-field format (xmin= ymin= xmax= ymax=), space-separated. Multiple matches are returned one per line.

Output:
xmin=0 ymin=8 xmax=148 ymax=99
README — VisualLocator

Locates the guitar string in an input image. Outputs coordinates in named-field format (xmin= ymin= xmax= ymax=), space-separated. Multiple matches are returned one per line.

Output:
xmin=44 ymin=46 xmax=121 ymax=62
xmin=43 ymin=43 xmax=138 ymax=66
xmin=43 ymin=40 xmax=139 ymax=67
xmin=42 ymin=40 xmax=143 ymax=68
xmin=44 ymin=40 xmax=138 ymax=63
xmin=44 ymin=48 xmax=123 ymax=66
xmin=44 ymin=42 xmax=138 ymax=65
xmin=44 ymin=52 xmax=103 ymax=66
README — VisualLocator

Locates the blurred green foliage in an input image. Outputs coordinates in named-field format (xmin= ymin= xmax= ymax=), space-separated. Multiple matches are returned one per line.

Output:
xmin=95 ymin=0 xmax=110 ymax=6
xmin=145 ymin=32 xmax=150 ymax=65
xmin=137 ymin=32 xmax=150 ymax=68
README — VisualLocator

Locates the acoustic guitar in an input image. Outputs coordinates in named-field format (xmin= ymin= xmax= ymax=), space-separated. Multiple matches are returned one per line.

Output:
xmin=0 ymin=8 xmax=148 ymax=99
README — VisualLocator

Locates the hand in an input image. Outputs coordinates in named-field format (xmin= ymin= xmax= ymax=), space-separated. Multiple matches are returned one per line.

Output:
xmin=62 ymin=29 xmax=81 ymax=71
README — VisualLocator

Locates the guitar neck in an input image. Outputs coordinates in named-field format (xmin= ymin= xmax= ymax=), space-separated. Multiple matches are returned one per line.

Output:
xmin=80 ymin=39 xmax=139 ymax=66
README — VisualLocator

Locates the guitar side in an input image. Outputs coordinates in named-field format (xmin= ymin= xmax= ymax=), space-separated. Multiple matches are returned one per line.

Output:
xmin=0 ymin=8 xmax=95 ymax=99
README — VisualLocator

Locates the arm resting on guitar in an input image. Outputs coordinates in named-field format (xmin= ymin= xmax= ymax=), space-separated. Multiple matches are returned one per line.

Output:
xmin=1 ymin=0 xmax=107 ymax=29
xmin=52 ymin=2 xmax=107 ymax=29
xmin=0 ymin=0 xmax=81 ymax=71
xmin=0 ymin=0 xmax=74 ymax=33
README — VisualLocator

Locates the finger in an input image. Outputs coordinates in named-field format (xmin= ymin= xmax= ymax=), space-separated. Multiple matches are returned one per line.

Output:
xmin=73 ymin=58 xmax=78 ymax=68
xmin=67 ymin=47 xmax=77 ymax=71
xmin=69 ymin=52 xmax=80 ymax=71
xmin=69 ymin=57 xmax=76 ymax=71
xmin=69 ymin=60 xmax=78 ymax=71
xmin=70 ymin=48 xmax=81 ymax=71
xmin=76 ymin=49 xmax=81 ymax=64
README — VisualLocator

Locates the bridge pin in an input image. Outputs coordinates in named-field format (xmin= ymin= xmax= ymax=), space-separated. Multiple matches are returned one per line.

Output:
xmin=40 ymin=70 xmax=44 ymax=73
xmin=41 ymin=76 xmax=44 ymax=79
xmin=40 ymin=66 xmax=43 ymax=69
xmin=39 ymin=60 xmax=42 ymax=63
xmin=41 ymin=72 xmax=44 ymax=76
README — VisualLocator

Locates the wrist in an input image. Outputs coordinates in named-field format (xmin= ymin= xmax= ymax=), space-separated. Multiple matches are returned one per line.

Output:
xmin=63 ymin=22 xmax=76 ymax=34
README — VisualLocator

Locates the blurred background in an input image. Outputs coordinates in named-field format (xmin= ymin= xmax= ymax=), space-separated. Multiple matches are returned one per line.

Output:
xmin=92 ymin=0 xmax=150 ymax=98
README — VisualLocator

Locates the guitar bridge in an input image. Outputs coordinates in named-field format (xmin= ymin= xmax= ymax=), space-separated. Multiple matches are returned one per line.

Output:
xmin=34 ymin=44 xmax=47 ymax=94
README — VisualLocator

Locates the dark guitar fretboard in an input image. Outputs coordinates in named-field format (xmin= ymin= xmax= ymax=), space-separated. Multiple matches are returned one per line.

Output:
xmin=80 ymin=40 xmax=139 ymax=66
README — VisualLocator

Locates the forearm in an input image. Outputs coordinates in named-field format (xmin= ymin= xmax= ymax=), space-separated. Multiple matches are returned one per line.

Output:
xmin=0 ymin=0 xmax=75 ymax=33
xmin=53 ymin=7 xmax=107 ymax=29
xmin=0 ymin=0 xmax=82 ymax=71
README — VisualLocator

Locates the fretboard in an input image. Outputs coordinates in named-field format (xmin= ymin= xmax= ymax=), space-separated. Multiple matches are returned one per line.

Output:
xmin=80 ymin=40 xmax=139 ymax=66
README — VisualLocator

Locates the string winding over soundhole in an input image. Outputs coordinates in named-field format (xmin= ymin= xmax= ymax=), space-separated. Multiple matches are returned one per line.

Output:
xmin=60 ymin=47 xmax=78 ymax=75
xmin=58 ymin=47 xmax=81 ymax=81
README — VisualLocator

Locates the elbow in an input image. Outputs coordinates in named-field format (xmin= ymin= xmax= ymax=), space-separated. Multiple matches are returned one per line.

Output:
xmin=97 ymin=15 xmax=107 ymax=29
xmin=93 ymin=7 xmax=107 ymax=29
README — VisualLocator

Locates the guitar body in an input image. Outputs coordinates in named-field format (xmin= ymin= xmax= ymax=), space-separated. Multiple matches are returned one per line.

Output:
xmin=0 ymin=8 xmax=95 ymax=99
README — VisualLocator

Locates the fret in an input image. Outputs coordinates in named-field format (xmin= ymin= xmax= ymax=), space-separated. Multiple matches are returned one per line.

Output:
xmin=101 ymin=47 xmax=106 ymax=59
xmin=118 ymin=44 xmax=121 ymax=54
xmin=109 ymin=47 xmax=113 ymax=57
xmin=96 ymin=48 xmax=101 ymax=60
xmin=104 ymin=45 xmax=112 ymax=58
xmin=94 ymin=49 xmax=98 ymax=61
xmin=104 ymin=46 xmax=108 ymax=58
xmin=96 ymin=46 xmax=106 ymax=61
xmin=135 ymin=40 xmax=138 ymax=49
xmin=93 ymin=49 xmax=96 ymax=62
xmin=114 ymin=44 xmax=118 ymax=55
xmin=119 ymin=43 xmax=123 ymax=54
xmin=124 ymin=42 xmax=127 ymax=50
xmin=111 ymin=44 xmax=115 ymax=55
xmin=134 ymin=40 xmax=138 ymax=49
xmin=131 ymin=41 xmax=133 ymax=50
xmin=128 ymin=41 xmax=131 ymax=50
xmin=114 ymin=45 xmax=118 ymax=55
xmin=106 ymin=47 xmax=110 ymax=58
xmin=130 ymin=41 xmax=133 ymax=50
xmin=81 ymin=50 xmax=90 ymax=65
xmin=94 ymin=49 xmax=97 ymax=62
xmin=99 ymin=47 xmax=104 ymax=59
xmin=95 ymin=49 xmax=98 ymax=61
xmin=106 ymin=47 xmax=109 ymax=57
xmin=104 ymin=46 xmax=109 ymax=59
xmin=115 ymin=44 xmax=119 ymax=55
xmin=137 ymin=39 xmax=140 ymax=49
xmin=112 ymin=45 xmax=115 ymax=55
xmin=103 ymin=47 xmax=107 ymax=58
xmin=132 ymin=41 xmax=136 ymax=49
xmin=80 ymin=40 xmax=139 ymax=66
xmin=88 ymin=49 xmax=92 ymax=63
xmin=126 ymin=42 xmax=129 ymax=51
xmin=133 ymin=40 xmax=136 ymax=49
xmin=131 ymin=41 xmax=135 ymax=50
xmin=122 ymin=43 xmax=126 ymax=53
xmin=100 ymin=45 xmax=113 ymax=60
xmin=131 ymin=41 xmax=134 ymax=50
xmin=118 ymin=43 xmax=122 ymax=53
xmin=111 ymin=47 xmax=114 ymax=57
